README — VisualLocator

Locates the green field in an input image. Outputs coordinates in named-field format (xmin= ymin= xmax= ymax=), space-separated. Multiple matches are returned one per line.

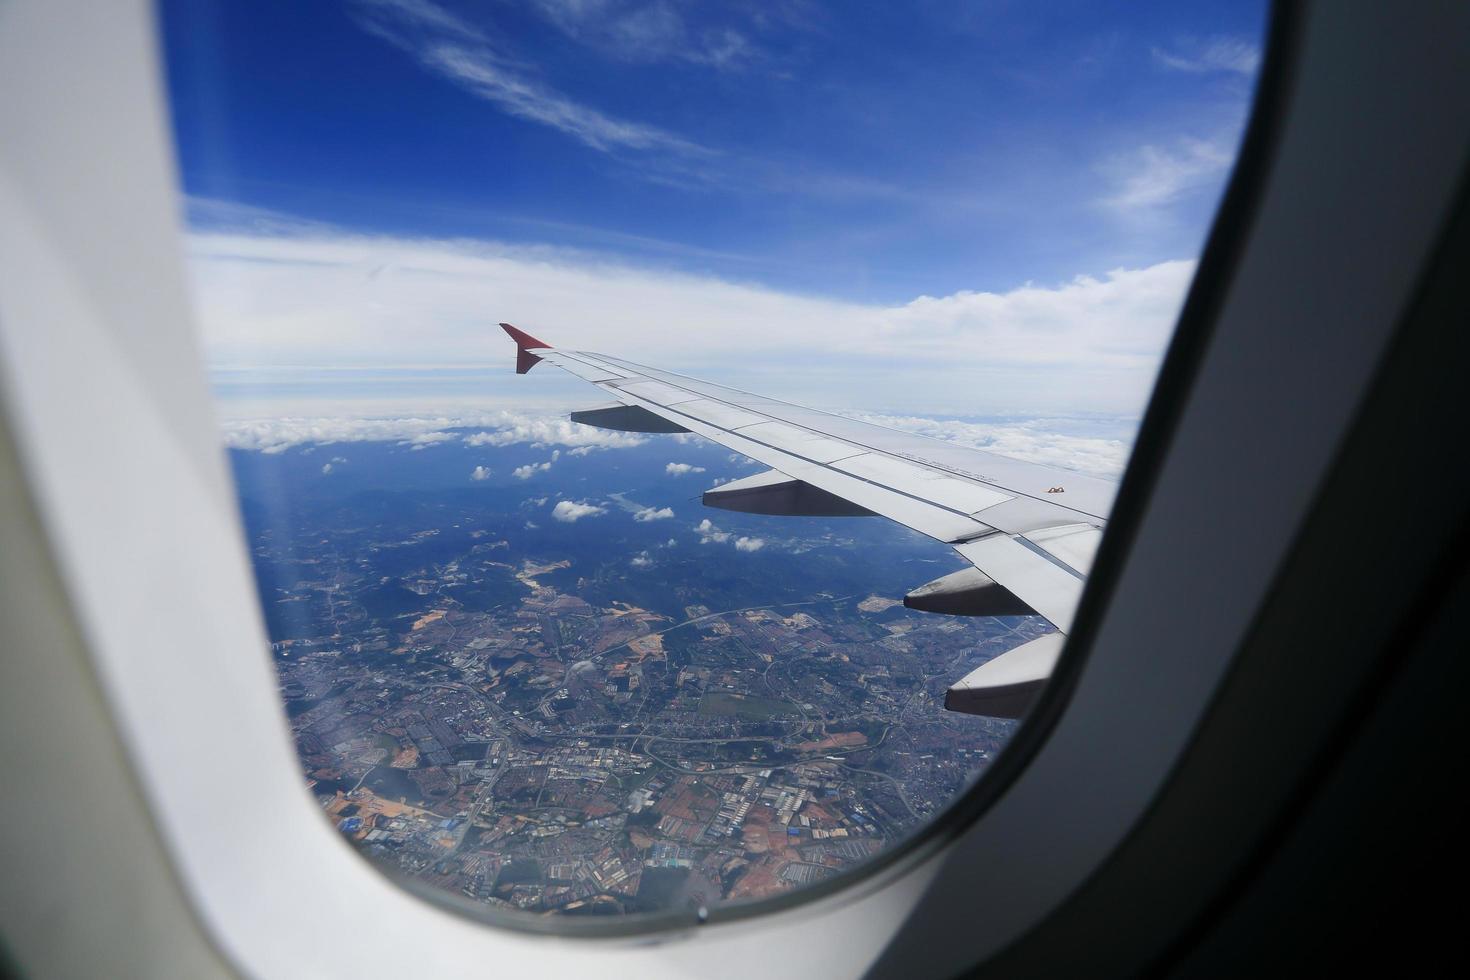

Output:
xmin=697 ymin=691 xmax=799 ymax=720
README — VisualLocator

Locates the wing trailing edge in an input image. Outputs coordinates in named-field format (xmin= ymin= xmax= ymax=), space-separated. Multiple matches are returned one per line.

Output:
xmin=500 ymin=322 xmax=1106 ymax=718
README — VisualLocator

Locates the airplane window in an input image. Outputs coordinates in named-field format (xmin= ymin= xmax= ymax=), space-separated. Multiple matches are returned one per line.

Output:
xmin=158 ymin=0 xmax=1266 ymax=925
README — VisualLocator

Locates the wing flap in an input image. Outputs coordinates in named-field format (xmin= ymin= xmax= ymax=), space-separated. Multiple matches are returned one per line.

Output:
xmin=954 ymin=534 xmax=1085 ymax=633
xmin=1023 ymin=523 xmax=1104 ymax=578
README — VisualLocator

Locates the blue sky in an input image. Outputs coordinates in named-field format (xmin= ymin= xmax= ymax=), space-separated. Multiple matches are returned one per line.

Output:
xmin=160 ymin=0 xmax=1265 ymax=424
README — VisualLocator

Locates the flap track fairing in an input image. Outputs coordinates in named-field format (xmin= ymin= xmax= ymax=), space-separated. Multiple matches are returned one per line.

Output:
xmin=570 ymin=403 xmax=691 ymax=434
xmin=904 ymin=566 xmax=1035 ymax=617
xmin=703 ymin=468 xmax=877 ymax=517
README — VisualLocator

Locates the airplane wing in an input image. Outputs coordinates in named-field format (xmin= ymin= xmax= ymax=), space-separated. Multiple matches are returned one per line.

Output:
xmin=501 ymin=323 xmax=1115 ymax=718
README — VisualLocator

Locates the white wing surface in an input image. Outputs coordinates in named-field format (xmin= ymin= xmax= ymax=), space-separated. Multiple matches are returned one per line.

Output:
xmin=502 ymin=324 xmax=1113 ymax=718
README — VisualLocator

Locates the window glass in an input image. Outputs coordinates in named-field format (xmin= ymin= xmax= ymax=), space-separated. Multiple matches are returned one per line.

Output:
xmin=159 ymin=0 xmax=1266 ymax=923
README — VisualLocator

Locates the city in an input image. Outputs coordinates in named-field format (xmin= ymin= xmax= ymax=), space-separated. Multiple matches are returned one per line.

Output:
xmin=248 ymin=445 xmax=1035 ymax=916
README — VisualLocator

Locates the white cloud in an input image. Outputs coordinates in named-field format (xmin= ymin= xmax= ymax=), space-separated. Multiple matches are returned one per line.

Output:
xmin=221 ymin=416 xmax=464 ymax=454
xmin=630 ymin=551 xmax=653 ymax=568
xmin=191 ymin=224 xmax=1194 ymax=417
xmin=321 ymin=463 xmax=335 ymax=475
xmin=634 ymin=506 xmax=675 ymax=522
xmin=1099 ymin=137 xmax=1235 ymax=213
xmin=665 ymin=462 xmax=706 ymax=476
xmin=695 ymin=519 xmax=767 ymax=553
xmin=211 ymin=365 xmax=1138 ymax=482
xmin=526 ymin=496 xmax=549 ymax=507
xmin=350 ymin=0 xmax=706 ymax=156
xmin=529 ymin=0 xmax=757 ymax=72
xmin=463 ymin=415 xmax=646 ymax=450
xmin=664 ymin=538 xmax=677 ymax=547
xmin=696 ymin=518 xmax=730 ymax=544
xmin=513 ymin=459 xmax=555 ymax=479
xmin=552 ymin=500 xmax=607 ymax=522
xmin=1152 ymin=37 xmax=1260 ymax=76
xmin=470 ymin=465 xmax=492 ymax=480
xmin=403 ymin=431 xmax=455 ymax=450
xmin=524 ymin=521 xmax=540 ymax=530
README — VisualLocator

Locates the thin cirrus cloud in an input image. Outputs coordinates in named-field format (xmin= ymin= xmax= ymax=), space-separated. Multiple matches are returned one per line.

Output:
xmin=350 ymin=0 xmax=708 ymax=156
xmin=347 ymin=1 xmax=912 ymax=202
xmin=526 ymin=0 xmax=757 ymax=72
xmin=1098 ymin=136 xmax=1236 ymax=213
xmin=1152 ymin=37 xmax=1261 ymax=76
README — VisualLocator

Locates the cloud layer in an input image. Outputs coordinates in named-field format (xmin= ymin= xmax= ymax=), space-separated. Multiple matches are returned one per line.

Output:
xmin=464 ymin=417 xmax=645 ymax=450
xmin=852 ymin=414 xmax=1134 ymax=479
xmin=219 ymin=411 xmax=648 ymax=455
xmin=191 ymin=223 xmax=1193 ymax=418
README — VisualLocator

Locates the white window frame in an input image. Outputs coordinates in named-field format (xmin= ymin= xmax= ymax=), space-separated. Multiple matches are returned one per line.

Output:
xmin=4 ymin=2 xmax=1467 ymax=976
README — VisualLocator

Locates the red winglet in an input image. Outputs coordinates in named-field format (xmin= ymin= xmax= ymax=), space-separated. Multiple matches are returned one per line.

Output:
xmin=500 ymin=322 xmax=551 ymax=374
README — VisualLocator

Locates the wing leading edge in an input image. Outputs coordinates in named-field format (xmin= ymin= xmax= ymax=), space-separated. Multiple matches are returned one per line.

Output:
xmin=500 ymin=323 xmax=1111 ymax=718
